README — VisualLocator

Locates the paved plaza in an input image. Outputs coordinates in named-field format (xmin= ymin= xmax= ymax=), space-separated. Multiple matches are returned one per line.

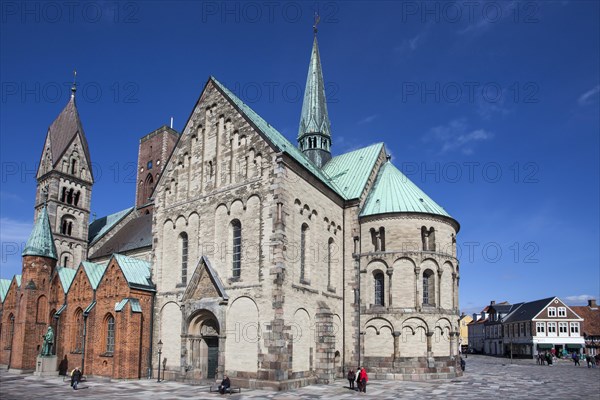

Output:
xmin=1 ymin=355 xmax=599 ymax=400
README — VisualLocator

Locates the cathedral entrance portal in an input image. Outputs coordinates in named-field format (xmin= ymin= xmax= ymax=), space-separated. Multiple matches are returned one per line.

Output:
xmin=187 ymin=310 xmax=220 ymax=379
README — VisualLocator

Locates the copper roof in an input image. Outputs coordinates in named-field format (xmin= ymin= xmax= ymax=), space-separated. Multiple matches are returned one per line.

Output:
xmin=45 ymin=97 xmax=93 ymax=178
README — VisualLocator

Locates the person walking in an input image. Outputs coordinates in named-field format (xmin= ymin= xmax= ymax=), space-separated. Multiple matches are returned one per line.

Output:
xmin=355 ymin=367 xmax=361 ymax=392
xmin=572 ymin=351 xmax=580 ymax=366
xmin=70 ymin=366 xmax=82 ymax=390
xmin=359 ymin=367 xmax=368 ymax=393
xmin=347 ymin=369 xmax=355 ymax=389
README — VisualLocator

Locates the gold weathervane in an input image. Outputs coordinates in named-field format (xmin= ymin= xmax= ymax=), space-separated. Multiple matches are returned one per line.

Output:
xmin=71 ymin=69 xmax=77 ymax=97
xmin=313 ymin=12 xmax=320 ymax=35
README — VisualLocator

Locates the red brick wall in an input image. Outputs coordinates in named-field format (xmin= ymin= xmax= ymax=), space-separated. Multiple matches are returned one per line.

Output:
xmin=9 ymin=255 xmax=56 ymax=370
xmin=136 ymin=127 xmax=178 ymax=209
xmin=2 ymin=256 xmax=153 ymax=379
xmin=0 ymin=280 xmax=18 ymax=365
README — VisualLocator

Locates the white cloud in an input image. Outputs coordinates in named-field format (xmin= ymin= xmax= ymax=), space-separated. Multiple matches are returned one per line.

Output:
xmin=358 ymin=114 xmax=378 ymax=124
xmin=394 ymin=24 xmax=432 ymax=55
xmin=564 ymin=294 xmax=595 ymax=305
xmin=458 ymin=2 xmax=518 ymax=35
xmin=425 ymin=118 xmax=494 ymax=154
xmin=0 ymin=217 xmax=32 ymax=243
xmin=578 ymin=85 xmax=600 ymax=105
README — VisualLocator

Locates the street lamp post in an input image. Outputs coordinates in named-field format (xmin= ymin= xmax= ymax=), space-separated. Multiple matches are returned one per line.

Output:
xmin=157 ymin=340 xmax=163 ymax=383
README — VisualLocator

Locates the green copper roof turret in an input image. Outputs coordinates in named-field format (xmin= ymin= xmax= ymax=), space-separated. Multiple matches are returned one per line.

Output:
xmin=22 ymin=205 xmax=58 ymax=260
xmin=360 ymin=159 xmax=455 ymax=222
xmin=298 ymin=33 xmax=332 ymax=168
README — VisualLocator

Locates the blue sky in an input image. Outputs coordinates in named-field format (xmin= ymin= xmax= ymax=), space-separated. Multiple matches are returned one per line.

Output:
xmin=1 ymin=1 xmax=598 ymax=313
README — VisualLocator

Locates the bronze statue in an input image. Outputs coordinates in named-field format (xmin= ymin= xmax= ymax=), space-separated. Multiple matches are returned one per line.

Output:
xmin=41 ymin=326 xmax=54 ymax=356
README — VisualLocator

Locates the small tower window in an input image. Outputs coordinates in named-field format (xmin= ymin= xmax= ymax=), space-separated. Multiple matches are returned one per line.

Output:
xmin=300 ymin=223 xmax=309 ymax=283
xmin=374 ymin=272 xmax=385 ymax=306
xmin=147 ymin=160 xmax=153 ymax=170
xmin=231 ymin=220 xmax=242 ymax=278
xmin=423 ymin=269 xmax=435 ymax=306
xmin=421 ymin=226 xmax=436 ymax=252
xmin=370 ymin=227 xmax=385 ymax=252
xmin=180 ymin=232 xmax=188 ymax=285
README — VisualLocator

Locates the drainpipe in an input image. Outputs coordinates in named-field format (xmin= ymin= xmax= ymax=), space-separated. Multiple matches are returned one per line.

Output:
xmin=147 ymin=291 xmax=156 ymax=379
xmin=81 ymin=314 xmax=88 ymax=373
xmin=341 ymin=206 xmax=346 ymax=373
xmin=357 ymin=219 xmax=362 ymax=367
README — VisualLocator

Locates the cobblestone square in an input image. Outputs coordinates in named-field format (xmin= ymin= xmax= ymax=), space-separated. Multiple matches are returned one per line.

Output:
xmin=1 ymin=355 xmax=598 ymax=399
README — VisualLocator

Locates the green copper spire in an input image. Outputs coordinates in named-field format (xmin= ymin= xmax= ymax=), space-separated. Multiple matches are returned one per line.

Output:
xmin=298 ymin=22 xmax=332 ymax=168
xmin=22 ymin=204 xmax=58 ymax=260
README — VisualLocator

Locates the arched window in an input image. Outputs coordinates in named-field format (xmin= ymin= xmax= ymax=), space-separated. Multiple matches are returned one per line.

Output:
xmin=370 ymin=227 xmax=386 ymax=251
xmin=66 ymin=188 xmax=74 ymax=205
xmin=71 ymin=159 xmax=77 ymax=175
xmin=300 ymin=223 xmax=309 ymax=283
xmin=180 ymin=232 xmax=188 ymax=285
xmin=73 ymin=308 xmax=84 ymax=353
xmin=36 ymin=295 xmax=48 ymax=324
xmin=60 ymin=216 xmax=75 ymax=236
xmin=231 ymin=220 xmax=241 ymax=278
xmin=105 ymin=314 xmax=115 ymax=354
xmin=74 ymin=191 xmax=80 ymax=206
xmin=60 ymin=187 xmax=66 ymax=202
xmin=327 ymin=238 xmax=334 ymax=289
xmin=421 ymin=226 xmax=436 ymax=252
xmin=143 ymin=173 xmax=154 ymax=202
xmin=6 ymin=314 xmax=15 ymax=349
xmin=423 ymin=269 xmax=435 ymax=306
xmin=374 ymin=272 xmax=385 ymax=306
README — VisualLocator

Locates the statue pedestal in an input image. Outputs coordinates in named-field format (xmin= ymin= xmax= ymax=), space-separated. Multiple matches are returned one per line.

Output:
xmin=34 ymin=355 xmax=58 ymax=376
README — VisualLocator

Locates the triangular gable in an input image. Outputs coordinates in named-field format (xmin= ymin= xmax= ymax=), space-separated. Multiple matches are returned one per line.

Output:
xmin=532 ymin=297 xmax=584 ymax=320
xmin=181 ymin=256 xmax=228 ymax=302
xmin=82 ymin=261 xmax=108 ymax=290
xmin=152 ymin=77 xmax=344 ymax=202
xmin=55 ymin=266 xmax=77 ymax=294
xmin=111 ymin=254 xmax=153 ymax=291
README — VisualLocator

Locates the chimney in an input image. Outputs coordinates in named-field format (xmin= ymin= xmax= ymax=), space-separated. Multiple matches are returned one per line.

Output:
xmin=472 ymin=313 xmax=477 ymax=321
xmin=490 ymin=300 xmax=496 ymax=305
xmin=589 ymin=299 xmax=598 ymax=309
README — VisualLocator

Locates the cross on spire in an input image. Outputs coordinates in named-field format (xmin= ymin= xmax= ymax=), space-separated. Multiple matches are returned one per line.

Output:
xmin=71 ymin=70 xmax=77 ymax=98
xmin=313 ymin=11 xmax=320 ymax=35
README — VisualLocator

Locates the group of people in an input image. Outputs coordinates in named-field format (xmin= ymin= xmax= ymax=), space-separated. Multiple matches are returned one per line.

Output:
xmin=347 ymin=367 xmax=369 ymax=393
xmin=573 ymin=352 xmax=599 ymax=368
xmin=537 ymin=352 xmax=554 ymax=366
xmin=537 ymin=350 xmax=600 ymax=368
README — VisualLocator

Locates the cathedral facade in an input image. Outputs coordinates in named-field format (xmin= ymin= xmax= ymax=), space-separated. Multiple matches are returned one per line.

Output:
xmin=0 ymin=32 xmax=461 ymax=388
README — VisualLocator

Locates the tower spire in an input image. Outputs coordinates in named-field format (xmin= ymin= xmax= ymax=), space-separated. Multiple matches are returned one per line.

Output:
xmin=298 ymin=18 xmax=332 ymax=168
xmin=22 ymin=203 xmax=58 ymax=260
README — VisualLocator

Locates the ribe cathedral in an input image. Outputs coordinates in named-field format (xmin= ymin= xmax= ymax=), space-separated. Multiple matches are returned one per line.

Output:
xmin=0 ymin=29 xmax=462 ymax=389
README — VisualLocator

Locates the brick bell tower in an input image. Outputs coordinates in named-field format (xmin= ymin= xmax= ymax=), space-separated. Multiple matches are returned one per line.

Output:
xmin=9 ymin=199 xmax=58 ymax=371
xmin=35 ymin=78 xmax=93 ymax=269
